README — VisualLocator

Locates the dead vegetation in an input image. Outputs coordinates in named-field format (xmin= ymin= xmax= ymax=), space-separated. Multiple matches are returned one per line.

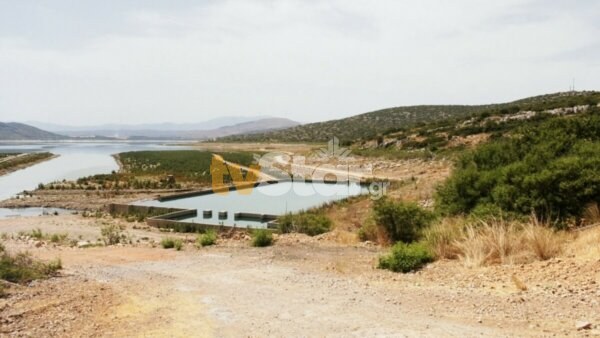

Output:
xmin=425 ymin=217 xmax=569 ymax=267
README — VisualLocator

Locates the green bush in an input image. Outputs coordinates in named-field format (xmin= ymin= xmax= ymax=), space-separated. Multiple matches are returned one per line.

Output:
xmin=378 ymin=242 xmax=434 ymax=273
xmin=277 ymin=212 xmax=332 ymax=236
xmin=50 ymin=233 xmax=69 ymax=243
xmin=358 ymin=215 xmax=379 ymax=242
xmin=197 ymin=230 xmax=217 ymax=247
xmin=160 ymin=237 xmax=183 ymax=250
xmin=0 ymin=251 xmax=62 ymax=283
xmin=251 ymin=229 xmax=273 ymax=247
xmin=30 ymin=228 xmax=44 ymax=240
xmin=174 ymin=239 xmax=183 ymax=251
xmin=436 ymin=112 xmax=600 ymax=225
xmin=373 ymin=197 xmax=435 ymax=243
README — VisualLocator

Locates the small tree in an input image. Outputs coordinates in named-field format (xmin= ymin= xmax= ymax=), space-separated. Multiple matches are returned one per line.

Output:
xmin=373 ymin=197 xmax=435 ymax=243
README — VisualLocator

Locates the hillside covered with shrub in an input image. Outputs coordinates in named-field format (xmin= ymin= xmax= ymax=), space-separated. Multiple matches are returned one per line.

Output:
xmin=436 ymin=109 xmax=600 ymax=226
xmin=219 ymin=91 xmax=600 ymax=144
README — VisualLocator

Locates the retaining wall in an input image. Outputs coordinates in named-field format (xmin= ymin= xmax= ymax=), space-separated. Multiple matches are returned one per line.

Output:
xmin=108 ymin=203 xmax=275 ymax=233
xmin=107 ymin=204 xmax=186 ymax=217
xmin=234 ymin=212 xmax=278 ymax=222
xmin=158 ymin=180 xmax=281 ymax=202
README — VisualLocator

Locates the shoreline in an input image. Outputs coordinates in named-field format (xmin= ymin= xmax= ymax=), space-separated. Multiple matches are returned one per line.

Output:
xmin=0 ymin=153 xmax=59 ymax=177
xmin=111 ymin=153 xmax=123 ymax=172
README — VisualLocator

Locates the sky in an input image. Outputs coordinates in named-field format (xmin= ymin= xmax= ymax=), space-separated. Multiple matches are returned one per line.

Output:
xmin=0 ymin=0 xmax=599 ymax=125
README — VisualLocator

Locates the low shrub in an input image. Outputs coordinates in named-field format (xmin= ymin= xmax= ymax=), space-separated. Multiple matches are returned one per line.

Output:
xmin=50 ymin=233 xmax=69 ymax=243
xmin=373 ymin=197 xmax=435 ymax=243
xmin=0 ymin=250 xmax=62 ymax=283
xmin=101 ymin=224 xmax=126 ymax=245
xmin=197 ymin=230 xmax=217 ymax=247
xmin=278 ymin=212 xmax=332 ymax=236
xmin=160 ymin=237 xmax=183 ymax=250
xmin=358 ymin=215 xmax=377 ymax=241
xmin=251 ymin=229 xmax=273 ymax=247
xmin=378 ymin=242 xmax=434 ymax=273
xmin=174 ymin=239 xmax=183 ymax=251
xmin=30 ymin=228 xmax=44 ymax=240
xmin=358 ymin=214 xmax=389 ymax=244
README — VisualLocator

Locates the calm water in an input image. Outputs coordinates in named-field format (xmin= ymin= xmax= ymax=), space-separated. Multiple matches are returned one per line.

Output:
xmin=136 ymin=181 xmax=367 ymax=228
xmin=0 ymin=142 xmax=367 ymax=225
xmin=0 ymin=207 xmax=73 ymax=218
xmin=0 ymin=141 xmax=189 ymax=218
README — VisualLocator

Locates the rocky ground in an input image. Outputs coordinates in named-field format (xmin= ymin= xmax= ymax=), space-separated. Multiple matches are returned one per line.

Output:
xmin=1 ymin=215 xmax=599 ymax=337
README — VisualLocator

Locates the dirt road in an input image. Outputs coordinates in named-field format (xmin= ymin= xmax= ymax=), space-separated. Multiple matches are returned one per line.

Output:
xmin=2 ymin=216 xmax=598 ymax=337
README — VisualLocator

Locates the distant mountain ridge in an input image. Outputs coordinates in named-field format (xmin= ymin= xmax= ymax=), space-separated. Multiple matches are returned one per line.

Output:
xmin=0 ymin=122 xmax=66 ymax=140
xmin=5 ymin=117 xmax=299 ymax=140
xmin=184 ymin=118 xmax=301 ymax=139
xmin=28 ymin=115 xmax=269 ymax=133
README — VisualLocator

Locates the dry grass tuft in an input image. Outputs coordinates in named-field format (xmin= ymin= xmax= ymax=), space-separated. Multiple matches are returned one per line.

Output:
xmin=453 ymin=217 xmax=567 ymax=267
xmin=423 ymin=217 xmax=463 ymax=259
xmin=454 ymin=225 xmax=490 ymax=267
xmin=566 ymin=225 xmax=600 ymax=259
xmin=583 ymin=202 xmax=600 ymax=226
xmin=523 ymin=218 xmax=567 ymax=260
xmin=455 ymin=219 xmax=526 ymax=267
xmin=318 ymin=230 xmax=359 ymax=245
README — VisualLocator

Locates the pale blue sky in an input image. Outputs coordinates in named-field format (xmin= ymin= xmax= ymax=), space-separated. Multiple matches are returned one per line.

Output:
xmin=1 ymin=0 xmax=599 ymax=125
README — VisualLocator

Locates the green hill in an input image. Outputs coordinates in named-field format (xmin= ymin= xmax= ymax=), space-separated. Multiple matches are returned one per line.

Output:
xmin=219 ymin=91 xmax=600 ymax=144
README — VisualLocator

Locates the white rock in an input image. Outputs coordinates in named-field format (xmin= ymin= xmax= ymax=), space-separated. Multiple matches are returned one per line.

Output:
xmin=77 ymin=241 xmax=90 ymax=248
xmin=576 ymin=321 xmax=592 ymax=330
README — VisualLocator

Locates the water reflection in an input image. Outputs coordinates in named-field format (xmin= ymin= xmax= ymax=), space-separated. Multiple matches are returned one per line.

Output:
xmin=0 ymin=141 xmax=189 ymax=212
xmin=136 ymin=181 xmax=367 ymax=228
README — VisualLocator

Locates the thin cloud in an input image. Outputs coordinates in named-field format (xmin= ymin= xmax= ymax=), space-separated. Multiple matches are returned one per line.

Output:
xmin=0 ymin=0 xmax=598 ymax=125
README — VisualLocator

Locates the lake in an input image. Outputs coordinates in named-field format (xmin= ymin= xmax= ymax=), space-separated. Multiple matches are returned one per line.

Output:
xmin=135 ymin=181 xmax=367 ymax=228
xmin=0 ymin=141 xmax=189 ymax=217
xmin=0 ymin=142 xmax=367 ymax=225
